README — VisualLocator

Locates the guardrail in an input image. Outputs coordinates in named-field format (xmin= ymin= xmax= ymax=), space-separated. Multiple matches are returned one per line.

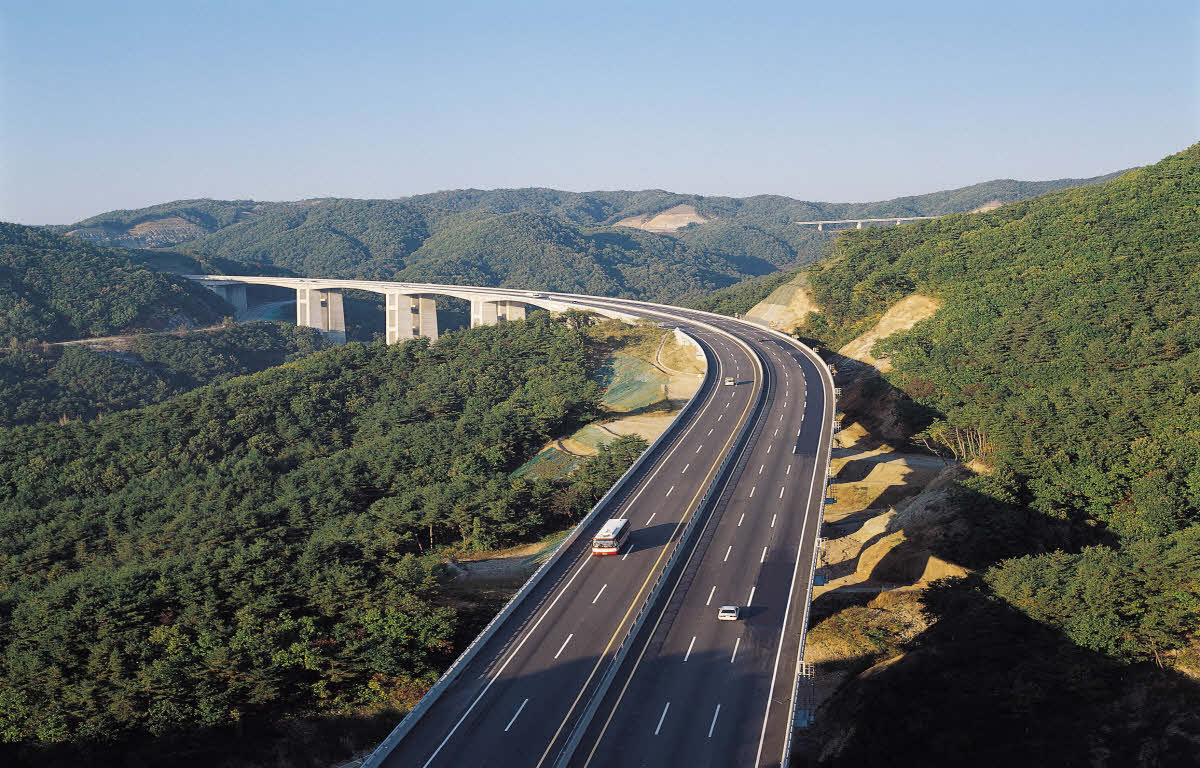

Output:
xmin=360 ymin=329 xmax=716 ymax=768
xmin=552 ymin=333 xmax=770 ymax=767
xmin=779 ymin=357 xmax=836 ymax=768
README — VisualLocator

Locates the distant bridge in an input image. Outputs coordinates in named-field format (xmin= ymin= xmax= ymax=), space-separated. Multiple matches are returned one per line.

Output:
xmin=185 ymin=276 xmax=642 ymax=344
xmin=794 ymin=215 xmax=940 ymax=231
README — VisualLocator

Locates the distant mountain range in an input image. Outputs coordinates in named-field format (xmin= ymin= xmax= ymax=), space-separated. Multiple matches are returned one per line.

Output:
xmin=57 ymin=172 xmax=1126 ymax=304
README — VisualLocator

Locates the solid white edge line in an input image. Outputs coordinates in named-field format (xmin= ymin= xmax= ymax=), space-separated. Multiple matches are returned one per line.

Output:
xmin=504 ymin=698 xmax=529 ymax=732
xmin=756 ymin=348 xmax=829 ymax=768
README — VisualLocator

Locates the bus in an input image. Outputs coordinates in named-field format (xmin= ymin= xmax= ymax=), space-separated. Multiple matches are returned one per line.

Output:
xmin=592 ymin=518 xmax=630 ymax=556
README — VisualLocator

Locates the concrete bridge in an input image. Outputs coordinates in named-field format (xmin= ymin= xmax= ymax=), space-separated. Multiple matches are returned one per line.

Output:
xmin=794 ymin=215 xmax=939 ymax=231
xmin=186 ymin=275 xmax=643 ymax=344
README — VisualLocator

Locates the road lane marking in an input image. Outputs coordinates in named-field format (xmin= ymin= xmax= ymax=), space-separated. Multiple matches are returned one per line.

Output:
xmin=771 ymin=514 xmax=777 ymax=528
xmin=767 ymin=444 xmax=773 ymax=454
xmin=731 ymin=638 xmax=741 ymax=663
xmin=787 ymin=465 xmax=792 ymax=475
xmin=685 ymin=636 xmax=696 ymax=661
xmin=724 ymin=545 xmax=732 ymax=562
xmin=707 ymin=428 xmax=714 ymax=436
xmin=554 ymin=635 xmax=574 ymax=659
xmin=750 ymin=486 xmax=756 ymax=498
xmin=696 ymin=444 xmax=703 ymax=453
xmin=779 ymin=486 xmax=785 ymax=498
xmin=759 ymin=464 xmax=764 ymax=474
xmin=646 ymin=513 xmax=656 ymax=524
xmin=738 ymin=513 xmax=745 ymax=526
xmin=573 ymin=328 xmax=766 ymax=768
xmin=505 ymin=698 xmax=529 ymax=732
xmin=708 ymin=704 xmax=721 ymax=738
xmin=666 ymin=485 xmax=675 ymax=497
xmin=592 ymin=584 xmax=607 ymax=604
xmin=682 ymin=463 xmax=690 ymax=473
xmin=761 ymin=546 xmax=768 ymax=562
xmin=621 ymin=550 xmax=631 ymax=561
xmin=707 ymin=585 xmax=716 ymax=605
xmin=718 ymin=414 xmax=723 ymax=421
xmin=655 ymin=701 xmax=670 ymax=735
xmin=748 ymin=586 xmax=756 ymax=604
xmin=421 ymin=556 xmax=592 ymax=767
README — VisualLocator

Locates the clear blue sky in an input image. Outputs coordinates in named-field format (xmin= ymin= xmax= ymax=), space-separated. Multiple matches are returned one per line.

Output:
xmin=2 ymin=0 xmax=1197 ymax=224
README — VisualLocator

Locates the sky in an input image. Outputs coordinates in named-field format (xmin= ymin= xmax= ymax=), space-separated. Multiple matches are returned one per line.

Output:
xmin=2 ymin=0 xmax=1197 ymax=224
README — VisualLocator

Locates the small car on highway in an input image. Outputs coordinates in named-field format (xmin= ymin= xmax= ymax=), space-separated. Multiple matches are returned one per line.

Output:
xmin=717 ymin=605 xmax=740 ymax=621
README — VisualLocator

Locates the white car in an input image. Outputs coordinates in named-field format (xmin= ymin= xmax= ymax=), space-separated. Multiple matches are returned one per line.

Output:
xmin=717 ymin=605 xmax=740 ymax=621
xmin=723 ymin=377 xmax=735 ymax=386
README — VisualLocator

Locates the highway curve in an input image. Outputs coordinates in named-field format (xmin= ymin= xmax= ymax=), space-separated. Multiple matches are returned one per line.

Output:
xmin=367 ymin=288 xmax=833 ymax=768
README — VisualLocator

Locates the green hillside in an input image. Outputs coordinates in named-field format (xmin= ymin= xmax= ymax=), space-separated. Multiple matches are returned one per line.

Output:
xmin=798 ymin=145 xmax=1200 ymax=765
xmin=0 ymin=316 xmax=644 ymax=767
xmin=58 ymin=172 xmax=1123 ymax=302
xmin=0 ymin=223 xmax=229 ymax=343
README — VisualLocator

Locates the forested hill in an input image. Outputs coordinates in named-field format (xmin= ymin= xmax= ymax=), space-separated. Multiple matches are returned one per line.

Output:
xmin=0 ymin=315 xmax=646 ymax=767
xmin=796 ymin=144 xmax=1200 ymax=764
xmin=0 ymin=223 xmax=228 ymax=343
xmin=57 ymin=171 xmax=1123 ymax=303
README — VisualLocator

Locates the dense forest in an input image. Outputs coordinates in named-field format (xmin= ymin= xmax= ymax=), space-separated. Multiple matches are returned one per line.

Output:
xmin=57 ymin=172 xmax=1121 ymax=303
xmin=794 ymin=144 xmax=1200 ymax=765
xmin=0 ymin=324 xmax=329 ymax=427
xmin=0 ymin=316 xmax=647 ymax=767
xmin=0 ymin=224 xmax=228 ymax=343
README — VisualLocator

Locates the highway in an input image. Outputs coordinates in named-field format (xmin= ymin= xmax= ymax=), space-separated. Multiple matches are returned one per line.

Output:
xmin=352 ymin=290 xmax=833 ymax=768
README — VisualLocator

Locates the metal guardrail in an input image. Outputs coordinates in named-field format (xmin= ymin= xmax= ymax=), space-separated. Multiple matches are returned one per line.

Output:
xmin=552 ymin=332 xmax=770 ymax=767
xmin=780 ymin=359 xmax=836 ymax=767
xmin=360 ymin=329 xmax=717 ymax=768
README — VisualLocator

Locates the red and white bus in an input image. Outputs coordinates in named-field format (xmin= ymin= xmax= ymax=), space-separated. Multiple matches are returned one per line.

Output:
xmin=592 ymin=518 xmax=630 ymax=556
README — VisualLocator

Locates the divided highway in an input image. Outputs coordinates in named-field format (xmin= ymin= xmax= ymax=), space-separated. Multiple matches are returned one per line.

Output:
xmin=367 ymin=289 xmax=833 ymax=768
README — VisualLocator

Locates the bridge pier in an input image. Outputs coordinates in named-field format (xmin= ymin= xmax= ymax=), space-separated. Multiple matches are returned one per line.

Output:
xmin=202 ymin=283 xmax=248 ymax=314
xmin=471 ymin=299 xmax=526 ymax=327
xmin=386 ymin=293 xmax=439 ymax=344
xmin=296 ymin=288 xmax=346 ymax=343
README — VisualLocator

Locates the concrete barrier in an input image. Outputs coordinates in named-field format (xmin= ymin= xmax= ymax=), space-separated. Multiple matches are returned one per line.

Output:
xmin=360 ymin=327 xmax=717 ymax=768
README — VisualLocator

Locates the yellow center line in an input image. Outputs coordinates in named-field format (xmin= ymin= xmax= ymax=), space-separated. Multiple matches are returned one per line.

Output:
xmin=533 ymin=346 xmax=761 ymax=768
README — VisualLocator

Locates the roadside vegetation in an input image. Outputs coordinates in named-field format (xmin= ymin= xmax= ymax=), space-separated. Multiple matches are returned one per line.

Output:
xmin=0 ymin=315 xmax=646 ymax=767
xmin=792 ymin=144 xmax=1200 ymax=766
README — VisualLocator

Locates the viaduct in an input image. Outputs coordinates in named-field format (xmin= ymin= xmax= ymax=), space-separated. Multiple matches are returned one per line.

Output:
xmin=182 ymin=274 xmax=834 ymax=768
xmin=187 ymin=275 xmax=643 ymax=344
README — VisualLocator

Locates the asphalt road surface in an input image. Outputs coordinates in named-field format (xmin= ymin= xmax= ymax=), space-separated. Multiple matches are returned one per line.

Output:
xmin=369 ymin=291 xmax=833 ymax=768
